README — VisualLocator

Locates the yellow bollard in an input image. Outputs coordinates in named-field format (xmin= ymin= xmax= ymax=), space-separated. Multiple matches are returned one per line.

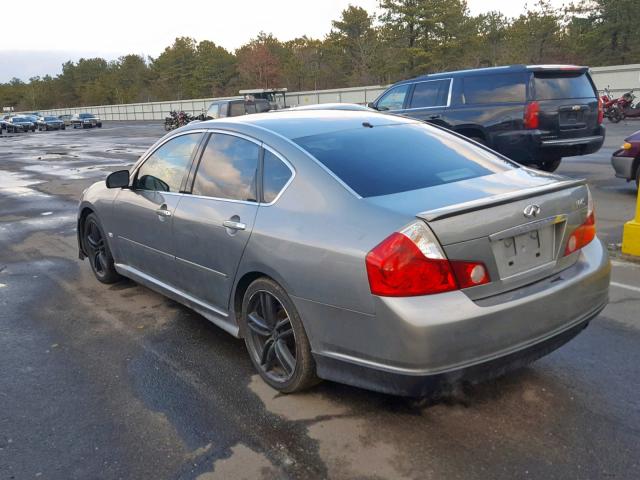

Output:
xmin=622 ymin=187 xmax=640 ymax=256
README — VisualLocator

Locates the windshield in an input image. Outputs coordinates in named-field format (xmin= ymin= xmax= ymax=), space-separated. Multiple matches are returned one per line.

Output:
xmin=293 ymin=123 xmax=514 ymax=198
xmin=534 ymin=72 xmax=596 ymax=100
xmin=79 ymin=113 xmax=95 ymax=118
xmin=13 ymin=117 xmax=27 ymax=122
xmin=45 ymin=116 xmax=58 ymax=121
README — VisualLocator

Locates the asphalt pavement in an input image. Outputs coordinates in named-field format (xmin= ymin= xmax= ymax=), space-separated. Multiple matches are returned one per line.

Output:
xmin=1 ymin=121 xmax=639 ymax=480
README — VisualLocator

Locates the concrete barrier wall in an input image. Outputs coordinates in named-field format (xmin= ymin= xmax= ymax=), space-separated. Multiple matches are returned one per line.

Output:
xmin=23 ymin=64 xmax=640 ymax=121
xmin=32 ymin=86 xmax=388 ymax=121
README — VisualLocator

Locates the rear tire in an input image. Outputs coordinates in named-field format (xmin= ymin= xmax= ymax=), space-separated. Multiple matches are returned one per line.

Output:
xmin=83 ymin=213 xmax=122 ymax=284
xmin=539 ymin=157 xmax=562 ymax=172
xmin=240 ymin=277 xmax=319 ymax=393
xmin=469 ymin=136 xmax=487 ymax=146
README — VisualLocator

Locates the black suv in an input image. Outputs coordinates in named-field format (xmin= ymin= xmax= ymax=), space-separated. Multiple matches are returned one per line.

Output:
xmin=369 ymin=65 xmax=604 ymax=171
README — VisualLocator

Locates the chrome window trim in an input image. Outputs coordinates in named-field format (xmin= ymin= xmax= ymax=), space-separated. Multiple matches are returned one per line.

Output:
xmin=397 ymin=78 xmax=453 ymax=111
xmin=249 ymin=123 xmax=363 ymax=199
xmin=184 ymin=128 xmax=296 ymax=206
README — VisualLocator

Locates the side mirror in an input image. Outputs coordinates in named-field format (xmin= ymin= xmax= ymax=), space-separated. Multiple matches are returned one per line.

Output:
xmin=367 ymin=102 xmax=377 ymax=110
xmin=106 ymin=170 xmax=130 ymax=189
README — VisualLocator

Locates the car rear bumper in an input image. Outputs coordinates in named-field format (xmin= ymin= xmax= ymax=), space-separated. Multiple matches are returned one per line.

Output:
xmin=300 ymin=239 xmax=610 ymax=396
xmin=493 ymin=127 xmax=605 ymax=164
xmin=611 ymin=152 xmax=636 ymax=180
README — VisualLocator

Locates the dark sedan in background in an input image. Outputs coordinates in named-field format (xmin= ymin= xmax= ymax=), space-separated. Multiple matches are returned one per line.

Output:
xmin=37 ymin=115 xmax=66 ymax=131
xmin=6 ymin=116 xmax=36 ymax=133
xmin=71 ymin=113 xmax=102 ymax=128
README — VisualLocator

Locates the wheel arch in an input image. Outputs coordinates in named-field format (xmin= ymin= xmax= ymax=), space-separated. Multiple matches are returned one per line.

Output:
xmin=452 ymin=125 xmax=489 ymax=144
xmin=77 ymin=204 xmax=95 ymax=259
xmin=231 ymin=268 xmax=295 ymax=337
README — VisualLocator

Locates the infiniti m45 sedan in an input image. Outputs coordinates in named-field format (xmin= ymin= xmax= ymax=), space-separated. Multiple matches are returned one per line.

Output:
xmin=77 ymin=111 xmax=610 ymax=396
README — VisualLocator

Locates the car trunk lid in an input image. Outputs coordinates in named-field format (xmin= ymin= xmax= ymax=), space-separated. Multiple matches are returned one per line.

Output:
xmin=366 ymin=169 xmax=591 ymax=299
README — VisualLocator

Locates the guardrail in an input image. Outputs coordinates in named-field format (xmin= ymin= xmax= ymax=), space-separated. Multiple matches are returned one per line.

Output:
xmin=28 ymin=85 xmax=388 ymax=121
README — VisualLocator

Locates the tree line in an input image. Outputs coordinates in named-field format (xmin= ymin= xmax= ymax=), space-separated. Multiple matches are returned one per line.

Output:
xmin=1 ymin=0 xmax=636 ymax=111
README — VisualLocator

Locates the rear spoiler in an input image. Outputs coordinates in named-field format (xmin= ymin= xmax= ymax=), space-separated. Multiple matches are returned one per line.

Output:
xmin=526 ymin=65 xmax=589 ymax=73
xmin=418 ymin=178 xmax=586 ymax=222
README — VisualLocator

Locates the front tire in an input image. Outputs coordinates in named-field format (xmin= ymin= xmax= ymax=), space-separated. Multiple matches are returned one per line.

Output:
xmin=83 ymin=213 xmax=122 ymax=284
xmin=241 ymin=278 xmax=319 ymax=393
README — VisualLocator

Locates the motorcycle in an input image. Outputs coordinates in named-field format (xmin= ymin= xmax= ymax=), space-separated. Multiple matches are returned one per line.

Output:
xmin=163 ymin=110 xmax=194 ymax=131
xmin=605 ymin=89 xmax=640 ymax=123
xmin=601 ymin=86 xmax=621 ymax=121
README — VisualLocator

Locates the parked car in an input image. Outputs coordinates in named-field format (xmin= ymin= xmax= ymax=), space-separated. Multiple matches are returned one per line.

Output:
xmin=1 ymin=114 xmax=13 ymax=130
xmin=6 ymin=116 xmax=36 ymax=133
xmin=77 ymin=110 xmax=610 ymax=396
xmin=59 ymin=114 xmax=73 ymax=126
xmin=37 ymin=115 xmax=66 ymax=131
xmin=287 ymin=102 xmax=373 ymax=111
xmin=369 ymin=65 xmax=605 ymax=172
xmin=205 ymin=98 xmax=271 ymax=119
xmin=611 ymin=130 xmax=640 ymax=188
xmin=71 ymin=113 xmax=102 ymax=128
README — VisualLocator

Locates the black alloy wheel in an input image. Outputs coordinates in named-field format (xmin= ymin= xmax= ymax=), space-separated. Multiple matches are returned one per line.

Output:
xmin=241 ymin=278 xmax=319 ymax=393
xmin=246 ymin=290 xmax=297 ymax=382
xmin=83 ymin=214 xmax=121 ymax=284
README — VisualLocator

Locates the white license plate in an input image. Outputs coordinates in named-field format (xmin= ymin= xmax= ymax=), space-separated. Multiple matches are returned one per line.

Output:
xmin=492 ymin=225 xmax=555 ymax=279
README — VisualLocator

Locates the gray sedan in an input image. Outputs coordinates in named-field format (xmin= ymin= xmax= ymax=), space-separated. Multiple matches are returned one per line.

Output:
xmin=77 ymin=110 xmax=610 ymax=396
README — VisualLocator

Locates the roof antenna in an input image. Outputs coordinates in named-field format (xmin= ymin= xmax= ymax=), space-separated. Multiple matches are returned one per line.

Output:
xmin=362 ymin=121 xmax=374 ymax=128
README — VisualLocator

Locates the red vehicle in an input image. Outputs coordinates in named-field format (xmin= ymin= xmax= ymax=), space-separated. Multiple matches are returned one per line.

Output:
xmin=611 ymin=129 xmax=640 ymax=188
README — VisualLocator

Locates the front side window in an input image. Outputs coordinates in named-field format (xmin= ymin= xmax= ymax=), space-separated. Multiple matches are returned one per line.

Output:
xmin=462 ymin=73 xmax=527 ymax=105
xmin=192 ymin=133 xmax=259 ymax=201
xmin=207 ymin=104 xmax=220 ymax=119
xmin=135 ymin=133 xmax=201 ymax=192
xmin=409 ymin=80 xmax=451 ymax=108
xmin=262 ymin=150 xmax=292 ymax=203
xmin=376 ymin=84 xmax=409 ymax=111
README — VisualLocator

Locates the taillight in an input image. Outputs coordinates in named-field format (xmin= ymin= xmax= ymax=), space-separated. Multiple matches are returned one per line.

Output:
xmin=597 ymin=97 xmax=604 ymax=124
xmin=564 ymin=188 xmax=596 ymax=256
xmin=524 ymin=101 xmax=540 ymax=129
xmin=365 ymin=222 xmax=490 ymax=297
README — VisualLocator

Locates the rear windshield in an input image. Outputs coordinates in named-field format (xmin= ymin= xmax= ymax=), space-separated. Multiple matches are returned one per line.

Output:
xmin=79 ymin=113 xmax=95 ymax=118
xmin=534 ymin=72 xmax=595 ymax=100
xmin=293 ymin=123 xmax=513 ymax=198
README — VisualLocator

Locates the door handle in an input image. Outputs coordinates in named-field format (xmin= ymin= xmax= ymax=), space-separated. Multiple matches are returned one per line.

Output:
xmin=155 ymin=208 xmax=172 ymax=217
xmin=429 ymin=114 xmax=441 ymax=120
xmin=223 ymin=220 xmax=246 ymax=231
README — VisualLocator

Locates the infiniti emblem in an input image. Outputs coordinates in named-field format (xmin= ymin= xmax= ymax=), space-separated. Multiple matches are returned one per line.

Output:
xmin=523 ymin=204 xmax=541 ymax=218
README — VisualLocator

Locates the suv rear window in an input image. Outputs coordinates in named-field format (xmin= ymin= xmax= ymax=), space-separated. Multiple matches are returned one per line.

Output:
xmin=293 ymin=123 xmax=512 ymax=198
xmin=462 ymin=73 xmax=527 ymax=105
xmin=534 ymin=72 xmax=596 ymax=100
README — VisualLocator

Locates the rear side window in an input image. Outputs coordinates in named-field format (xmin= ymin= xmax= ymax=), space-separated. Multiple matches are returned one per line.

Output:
xmin=534 ymin=72 xmax=596 ymax=100
xmin=192 ymin=133 xmax=258 ymax=201
xmin=462 ymin=73 xmax=527 ymax=104
xmin=376 ymin=84 xmax=409 ymax=111
xmin=293 ymin=123 xmax=512 ymax=198
xmin=229 ymin=102 xmax=246 ymax=116
xmin=409 ymin=79 xmax=450 ymax=108
xmin=262 ymin=150 xmax=292 ymax=203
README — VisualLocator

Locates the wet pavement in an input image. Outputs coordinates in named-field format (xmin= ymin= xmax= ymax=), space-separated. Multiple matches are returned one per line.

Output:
xmin=1 ymin=121 xmax=639 ymax=480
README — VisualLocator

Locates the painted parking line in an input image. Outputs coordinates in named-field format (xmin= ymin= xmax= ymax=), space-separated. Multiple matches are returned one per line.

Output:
xmin=610 ymin=282 xmax=640 ymax=294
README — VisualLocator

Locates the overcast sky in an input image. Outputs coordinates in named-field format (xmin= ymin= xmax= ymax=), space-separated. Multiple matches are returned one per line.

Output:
xmin=1 ymin=0 xmax=569 ymax=82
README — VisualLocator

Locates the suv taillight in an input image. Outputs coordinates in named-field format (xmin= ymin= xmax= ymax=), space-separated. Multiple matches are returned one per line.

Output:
xmin=524 ymin=101 xmax=540 ymax=129
xmin=597 ymin=97 xmax=604 ymax=124
xmin=365 ymin=222 xmax=489 ymax=297
xmin=564 ymin=188 xmax=596 ymax=256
